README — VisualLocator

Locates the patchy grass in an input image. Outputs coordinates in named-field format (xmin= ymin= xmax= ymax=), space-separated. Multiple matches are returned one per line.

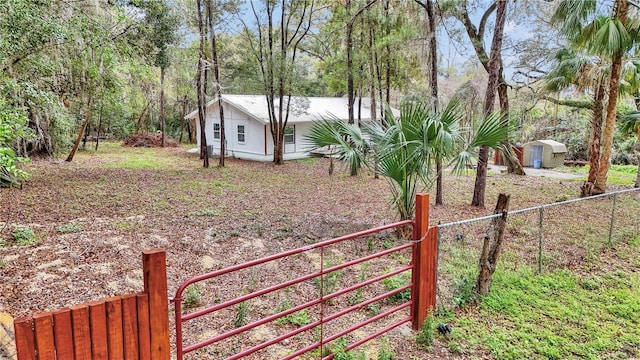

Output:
xmin=186 ymin=208 xmax=220 ymax=217
xmin=56 ymin=223 xmax=83 ymax=233
xmin=440 ymin=264 xmax=640 ymax=359
xmin=102 ymin=148 xmax=175 ymax=169
xmin=561 ymin=164 xmax=637 ymax=185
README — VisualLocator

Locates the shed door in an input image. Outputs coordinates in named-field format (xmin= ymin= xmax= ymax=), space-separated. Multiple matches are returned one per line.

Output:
xmin=530 ymin=145 xmax=543 ymax=164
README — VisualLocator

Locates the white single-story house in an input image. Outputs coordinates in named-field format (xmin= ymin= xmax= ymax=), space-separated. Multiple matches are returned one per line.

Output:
xmin=522 ymin=139 xmax=567 ymax=168
xmin=184 ymin=94 xmax=391 ymax=162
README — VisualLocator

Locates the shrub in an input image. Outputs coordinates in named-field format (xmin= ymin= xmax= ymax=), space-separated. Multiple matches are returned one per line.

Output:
xmin=416 ymin=313 xmax=436 ymax=349
xmin=453 ymin=274 xmax=476 ymax=308
xmin=382 ymin=272 xmax=411 ymax=304
xmin=378 ymin=338 xmax=396 ymax=360
xmin=234 ymin=301 xmax=249 ymax=328
xmin=183 ymin=284 xmax=202 ymax=308
xmin=330 ymin=338 xmax=365 ymax=360
xmin=12 ymin=227 xmax=36 ymax=246
xmin=0 ymin=98 xmax=35 ymax=188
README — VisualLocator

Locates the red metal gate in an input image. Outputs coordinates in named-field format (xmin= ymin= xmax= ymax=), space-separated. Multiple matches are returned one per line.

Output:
xmin=172 ymin=194 xmax=437 ymax=359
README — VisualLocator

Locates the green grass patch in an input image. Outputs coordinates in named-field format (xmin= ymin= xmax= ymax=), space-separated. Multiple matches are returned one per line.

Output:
xmin=186 ymin=208 xmax=219 ymax=217
xmin=99 ymin=146 xmax=184 ymax=170
xmin=56 ymin=223 xmax=83 ymax=233
xmin=561 ymin=164 xmax=637 ymax=186
xmin=444 ymin=266 xmax=640 ymax=359
xmin=1 ymin=226 xmax=42 ymax=247
xmin=610 ymin=164 xmax=638 ymax=174
xmin=104 ymin=152 xmax=167 ymax=169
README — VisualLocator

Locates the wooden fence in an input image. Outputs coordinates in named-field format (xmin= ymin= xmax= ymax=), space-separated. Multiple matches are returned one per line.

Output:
xmin=13 ymin=249 xmax=170 ymax=360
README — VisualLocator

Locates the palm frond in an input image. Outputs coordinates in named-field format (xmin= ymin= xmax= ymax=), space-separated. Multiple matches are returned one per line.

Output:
xmin=619 ymin=110 xmax=640 ymax=138
xmin=551 ymin=0 xmax=596 ymax=40
xmin=449 ymin=150 xmax=476 ymax=175
xmin=469 ymin=112 xmax=509 ymax=149
xmin=304 ymin=115 xmax=366 ymax=174
xmin=584 ymin=16 xmax=632 ymax=57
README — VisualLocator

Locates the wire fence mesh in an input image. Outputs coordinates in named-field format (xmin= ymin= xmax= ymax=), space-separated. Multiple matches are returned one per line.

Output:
xmin=435 ymin=188 xmax=640 ymax=312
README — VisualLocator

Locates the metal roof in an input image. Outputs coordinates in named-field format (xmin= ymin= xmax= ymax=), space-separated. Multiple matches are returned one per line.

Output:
xmin=527 ymin=139 xmax=567 ymax=153
xmin=184 ymin=94 xmax=396 ymax=124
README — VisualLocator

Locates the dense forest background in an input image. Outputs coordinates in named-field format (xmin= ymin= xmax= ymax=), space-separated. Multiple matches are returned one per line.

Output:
xmin=1 ymin=0 xmax=639 ymax=191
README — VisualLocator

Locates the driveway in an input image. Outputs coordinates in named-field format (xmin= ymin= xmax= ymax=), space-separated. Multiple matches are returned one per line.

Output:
xmin=489 ymin=165 xmax=584 ymax=180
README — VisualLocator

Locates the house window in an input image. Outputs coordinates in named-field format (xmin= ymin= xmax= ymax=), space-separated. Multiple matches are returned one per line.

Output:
xmin=237 ymin=125 xmax=245 ymax=143
xmin=285 ymin=125 xmax=295 ymax=144
xmin=213 ymin=123 xmax=220 ymax=139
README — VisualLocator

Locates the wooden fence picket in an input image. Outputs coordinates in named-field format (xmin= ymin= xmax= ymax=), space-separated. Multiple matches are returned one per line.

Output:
xmin=32 ymin=313 xmax=54 ymax=360
xmin=13 ymin=317 xmax=35 ymax=360
xmin=106 ymin=297 xmax=124 ymax=360
xmin=52 ymin=309 xmax=74 ymax=359
xmin=71 ymin=304 xmax=92 ymax=360
xmin=14 ymin=251 xmax=164 ymax=360
xmin=121 ymin=295 xmax=140 ymax=360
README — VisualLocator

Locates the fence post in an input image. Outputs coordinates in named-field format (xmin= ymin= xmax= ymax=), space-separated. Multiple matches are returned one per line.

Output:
xmin=143 ymin=249 xmax=170 ymax=360
xmin=608 ymin=193 xmax=617 ymax=247
xmin=538 ymin=206 xmax=544 ymax=274
xmin=412 ymin=193 xmax=437 ymax=330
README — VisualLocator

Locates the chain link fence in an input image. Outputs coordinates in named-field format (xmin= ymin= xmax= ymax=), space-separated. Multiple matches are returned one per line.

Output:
xmin=435 ymin=188 xmax=640 ymax=312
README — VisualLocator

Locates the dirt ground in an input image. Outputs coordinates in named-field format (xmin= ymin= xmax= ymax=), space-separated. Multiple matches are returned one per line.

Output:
xmin=0 ymin=143 xmax=635 ymax=359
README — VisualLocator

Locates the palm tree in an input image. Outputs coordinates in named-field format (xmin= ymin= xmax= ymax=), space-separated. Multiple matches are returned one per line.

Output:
xmin=544 ymin=47 xmax=608 ymax=196
xmin=305 ymin=98 xmax=508 ymax=220
xmin=552 ymin=0 xmax=635 ymax=194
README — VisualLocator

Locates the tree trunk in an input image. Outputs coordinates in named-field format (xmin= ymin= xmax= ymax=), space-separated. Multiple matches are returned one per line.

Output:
xmin=502 ymin=143 xmax=525 ymax=175
xmin=25 ymin=111 xmax=53 ymax=158
xmin=135 ymin=100 xmax=151 ymax=134
xmin=196 ymin=0 xmax=209 ymax=168
xmin=425 ymin=0 xmax=438 ymax=112
xmin=95 ymin=100 xmax=103 ymax=151
xmin=472 ymin=145 xmax=490 ymax=207
xmin=582 ymin=82 xmax=605 ymax=196
xmin=635 ymin=162 xmax=640 ymax=187
xmin=435 ymin=160 xmax=443 ymax=205
xmin=66 ymin=102 xmax=93 ymax=162
xmin=424 ymin=0 xmax=443 ymax=204
xmin=207 ymin=0 xmax=225 ymax=167
xmin=81 ymin=123 xmax=89 ymax=150
xmin=476 ymin=193 xmax=510 ymax=297
xmin=368 ymin=25 xmax=377 ymax=124
xmin=273 ymin=132 xmax=284 ymax=164
xmin=471 ymin=0 xmax=507 ymax=207
xmin=594 ymin=0 xmax=628 ymax=194
xmin=384 ymin=0 xmax=390 ymax=105
xmin=369 ymin=25 xmax=380 ymax=179
xmin=160 ymin=66 xmax=166 ymax=147
xmin=346 ymin=0 xmax=354 ymax=125
xmin=498 ymin=76 xmax=525 ymax=175
xmin=179 ymin=96 xmax=187 ymax=143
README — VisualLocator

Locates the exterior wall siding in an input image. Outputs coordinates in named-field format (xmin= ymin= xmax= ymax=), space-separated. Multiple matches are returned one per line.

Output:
xmin=196 ymin=105 xmax=311 ymax=162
